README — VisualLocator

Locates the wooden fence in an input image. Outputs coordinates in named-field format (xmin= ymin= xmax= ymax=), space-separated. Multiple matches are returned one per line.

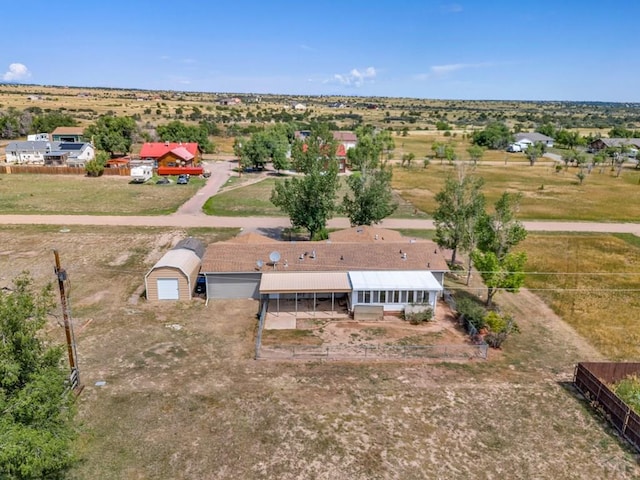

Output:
xmin=574 ymin=362 xmax=640 ymax=452
xmin=0 ymin=165 xmax=130 ymax=176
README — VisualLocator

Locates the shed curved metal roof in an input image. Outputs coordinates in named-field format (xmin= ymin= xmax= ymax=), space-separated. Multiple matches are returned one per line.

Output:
xmin=145 ymin=249 xmax=201 ymax=280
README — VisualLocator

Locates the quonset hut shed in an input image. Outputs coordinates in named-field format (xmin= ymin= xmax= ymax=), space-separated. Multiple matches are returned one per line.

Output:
xmin=145 ymin=238 xmax=205 ymax=301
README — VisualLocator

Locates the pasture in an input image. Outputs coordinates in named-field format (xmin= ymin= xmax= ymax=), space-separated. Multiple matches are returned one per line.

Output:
xmin=1 ymin=225 xmax=639 ymax=479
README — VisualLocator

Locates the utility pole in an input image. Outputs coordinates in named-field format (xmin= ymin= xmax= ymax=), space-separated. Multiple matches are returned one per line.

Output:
xmin=53 ymin=250 xmax=83 ymax=394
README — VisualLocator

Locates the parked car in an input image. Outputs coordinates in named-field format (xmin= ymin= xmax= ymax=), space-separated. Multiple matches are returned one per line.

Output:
xmin=177 ymin=174 xmax=189 ymax=185
xmin=156 ymin=177 xmax=170 ymax=185
xmin=202 ymin=170 xmax=211 ymax=178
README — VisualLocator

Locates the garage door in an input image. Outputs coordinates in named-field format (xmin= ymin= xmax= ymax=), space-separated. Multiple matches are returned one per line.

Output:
xmin=207 ymin=273 xmax=261 ymax=299
xmin=157 ymin=278 xmax=180 ymax=300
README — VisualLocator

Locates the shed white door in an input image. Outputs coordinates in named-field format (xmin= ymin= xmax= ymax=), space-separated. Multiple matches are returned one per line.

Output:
xmin=157 ymin=278 xmax=180 ymax=300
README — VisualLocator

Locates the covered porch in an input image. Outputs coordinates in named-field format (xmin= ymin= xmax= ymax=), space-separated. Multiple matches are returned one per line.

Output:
xmin=260 ymin=272 xmax=352 ymax=329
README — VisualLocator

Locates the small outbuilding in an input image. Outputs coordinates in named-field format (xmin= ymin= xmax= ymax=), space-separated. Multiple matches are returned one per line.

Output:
xmin=145 ymin=238 xmax=205 ymax=301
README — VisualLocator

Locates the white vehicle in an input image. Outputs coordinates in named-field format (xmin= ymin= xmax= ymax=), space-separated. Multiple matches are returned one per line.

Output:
xmin=506 ymin=144 xmax=522 ymax=153
xmin=131 ymin=165 xmax=153 ymax=183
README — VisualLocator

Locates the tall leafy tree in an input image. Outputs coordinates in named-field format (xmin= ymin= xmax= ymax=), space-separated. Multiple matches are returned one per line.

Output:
xmin=347 ymin=126 xmax=395 ymax=170
xmin=472 ymin=192 xmax=528 ymax=306
xmin=31 ymin=111 xmax=78 ymax=134
xmin=433 ymin=170 xmax=485 ymax=265
xmin=84 ymin=115 xmax=139 ymax=156
xmin=271 ymin=125 xmax=339 ymax=240
xmin=156 ymin=120 xmax=214 ymax=153
xmin=342 ymin=167 xmax=397 ymax=226
xmin=471 ymin=122 xmax=513 ymax=149
xmin=0 ymin=274 xmax=77 ymax=479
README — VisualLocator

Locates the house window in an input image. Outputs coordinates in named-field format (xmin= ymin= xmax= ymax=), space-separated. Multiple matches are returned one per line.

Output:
xmin=393 ymin=291 xmax=400 ymax=303
xmin=364 ymin=291 xmax=371 ymax=303
xmin=401 ymin=291 xmax=408 ymax=303
xmin=372 ymin=291 xmax=379 ymax=303
xmin=408 ymin=291 xmax=414 ymax=303
xmin=358 ymin=291 xmax=365 ymax=303
xmin=416 ymin=291 xmax=424 ymax=303
xmin=379 ymin=291 xmax=386 ymax=303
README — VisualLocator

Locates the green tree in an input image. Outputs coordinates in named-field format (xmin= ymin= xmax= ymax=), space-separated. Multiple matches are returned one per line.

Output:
xmin=466 ymin=145 xmax=485 ymax=166
xmin=85 ymin=150 xmax=109 ymax=177
xmin=525 ymin=142 xmax=546 ymax=166
xmin=473 ymin=192 xmax=528 ymax=306
xmin=84 ymin=115 xmax=138 ymax=156
xmin=342 ymin=167 xmax=397 ymax=226
xmin=156 ymin=120 xmax=214 ymax=153
xmin=0 ymin=273 xmax=77 ymax=479
xmin=536 ymin=123 xmax=556 ymax=138
xmin=347 ymin=126 xmax=395 ymax=170
xmin=270 ymin=160 xmax=339 ymax=240
xmin=401 ymin=152 xmax=415 ymax=167
xmin=609 ymin=125 xmax=633 ymax=138
xmin=433 ymin=171 xmax=485 ymax=266
xmin=31 ymin=112 xmax=77 ymax=134
xmin=555 ymin=129 xmax=583 ymax=150
xmin=471 ymin=122 xmax=513 ymax=149
xmin=271 ymin=125 xmax=339 ymax=239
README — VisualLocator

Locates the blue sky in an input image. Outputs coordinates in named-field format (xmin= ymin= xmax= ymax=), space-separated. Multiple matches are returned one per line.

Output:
xmin=3 ymin=1 xmax=639 ymax=101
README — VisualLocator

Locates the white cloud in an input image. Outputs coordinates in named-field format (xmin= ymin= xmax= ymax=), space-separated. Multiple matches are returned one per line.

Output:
xmin=2 ymin=63 xmax=31 ymax=82
xmin=330 ymin=67 xmax=377 ymax=87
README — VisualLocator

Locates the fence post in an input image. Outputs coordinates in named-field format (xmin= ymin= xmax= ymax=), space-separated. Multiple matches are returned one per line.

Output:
xmin=326 ymin=347 xmax=329 ymax=358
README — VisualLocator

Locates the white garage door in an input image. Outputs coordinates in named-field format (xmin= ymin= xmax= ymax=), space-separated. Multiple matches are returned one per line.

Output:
xmin=157 ymin=278 xmax=180 ymax=300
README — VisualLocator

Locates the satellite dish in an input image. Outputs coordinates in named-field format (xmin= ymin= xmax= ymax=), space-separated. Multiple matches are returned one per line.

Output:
xmin=269 ymin=251 xmax=281 ymax=264
xmin=256 ymin=260 xmax=264 ymax=269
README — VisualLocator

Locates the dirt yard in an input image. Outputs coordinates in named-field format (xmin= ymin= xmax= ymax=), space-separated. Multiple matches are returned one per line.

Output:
xmin=0 ymin=225 xmax=638 ymax=479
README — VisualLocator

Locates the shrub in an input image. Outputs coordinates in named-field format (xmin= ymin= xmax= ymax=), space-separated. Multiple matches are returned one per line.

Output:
xmin=403 ymin=305 xmax=433 ymax=325
xmin=455 ymin=297 xmax=487 ymax=331
xmin=612 ymin=375 xmax=640 ymax=414
xmin=485 ymin=311 xmax=507 ymax=333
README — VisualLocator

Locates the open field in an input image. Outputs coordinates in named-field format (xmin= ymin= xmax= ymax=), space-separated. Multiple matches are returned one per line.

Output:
xmin=1 ymin=225 xmax=639 ymax=479
xmin=203 ymin=161 xmax=640 ymax=222
xmin=521 ymin=233 xmax=640 ymax=360
xmin=0 ymin=174 xmax=205 ymax=215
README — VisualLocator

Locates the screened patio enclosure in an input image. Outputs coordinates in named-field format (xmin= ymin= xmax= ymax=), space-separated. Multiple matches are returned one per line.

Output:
xmin=259 ymin=271 xmax=351 ymax=316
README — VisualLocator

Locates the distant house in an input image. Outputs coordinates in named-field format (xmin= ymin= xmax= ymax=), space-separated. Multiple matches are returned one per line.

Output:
xmin=333 ymin=131 xmax=358 ymax=151
xmin=51 ymin=126 xmax=85 ymax=143
xmin=588 ymin=138 xmax=640 ymax=152
xmin=139 ymin=142 xmax=201 ymax=168
xmin=514 ymin=132 xmax=554 ymax=148
xmin=218 ymin=97 xmax=241 ymax=106
xmin=27 ymin=133 xmax=50 ymax=141
xmin=292 ymin=103 xmax=306 ymax=111
xmin=4 ymin=141 xmax=94 ymax=166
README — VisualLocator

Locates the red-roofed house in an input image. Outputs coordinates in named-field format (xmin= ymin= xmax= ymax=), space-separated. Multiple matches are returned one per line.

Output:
xmin=139 ymin=142 xmax=201 ymax=168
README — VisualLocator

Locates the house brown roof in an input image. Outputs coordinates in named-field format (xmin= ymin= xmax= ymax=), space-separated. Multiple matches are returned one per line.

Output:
xmin=201 ymin=237 xmax=448 ymax=274
xmin=227 ymin=232 xmax=279 ymax=244
xmin=51 ymin=126 xmax=84 ymax=135
xmin=333 ymin=131 xmax=358 ymax=143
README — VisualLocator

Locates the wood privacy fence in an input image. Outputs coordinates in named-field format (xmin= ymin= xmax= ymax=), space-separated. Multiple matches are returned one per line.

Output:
xmin=0 ymin=165 xmax=130 ymax=176
xmin=574 ymin=362 xmax=640 ymax=452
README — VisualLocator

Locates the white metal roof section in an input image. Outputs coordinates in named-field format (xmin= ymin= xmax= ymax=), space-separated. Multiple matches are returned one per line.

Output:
xmin=348 ymin=270 xmax=443 ymax=291
xmin=260 ymin=272 xmax=351 ymax=294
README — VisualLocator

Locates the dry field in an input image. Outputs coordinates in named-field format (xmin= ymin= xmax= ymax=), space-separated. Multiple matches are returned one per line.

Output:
xmin=1 ymin=225 xmax=639 ymax=479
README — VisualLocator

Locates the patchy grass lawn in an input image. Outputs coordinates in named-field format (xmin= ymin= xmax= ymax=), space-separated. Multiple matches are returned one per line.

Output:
xmin=521 ymin=233 xmax=640 ymax=360
xmin=393 ymin=162 xmax=640 ymax=221
xmin=1 ymin=226 xmax=639 ymax=479
xmin=0 ymin=174 xmax=205 ymax=215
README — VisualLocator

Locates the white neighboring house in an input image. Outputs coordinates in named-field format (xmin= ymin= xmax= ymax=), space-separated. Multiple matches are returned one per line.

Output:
xmin=514 ymin=132 xmax=554 ymax=150
xmin=4 ymin=141 xmax=95 ymax=166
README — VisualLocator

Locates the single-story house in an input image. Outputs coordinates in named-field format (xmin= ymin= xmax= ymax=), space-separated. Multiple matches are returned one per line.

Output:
xmin=514 ymin=132 xmax=554 ymax=149
xmin=199 ymin=227 xmax=448 ymax=315
xmin=51 ymin=126 xmax=85 ymax=143
xmin=4 ymin=141 xmax=94 ymax=165
xmin=139 ymin=142 xmax=201 ymax=168
xmin=218 ymin=97 xmax=241 ymax=106
xmin=588 ymin=138 xmax=640 ymax=152
xmin=145 ymin=238 xmax=205 ymax=301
